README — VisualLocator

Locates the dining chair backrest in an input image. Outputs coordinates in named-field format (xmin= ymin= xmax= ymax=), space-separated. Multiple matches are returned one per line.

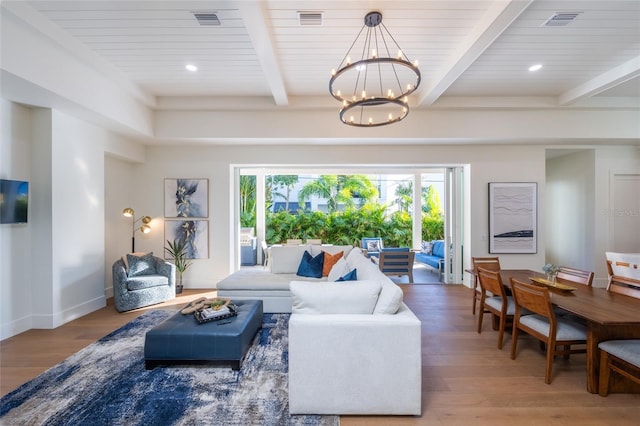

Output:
xmin=472 ymin=257 xmax=501 ymax=273
xmin=509 ymin=278 xmax=554 ymax=319
xmin=306 ymin=239 xmax=322 ymax=245
xmin=556 ymin=266 xmax=594 ymax=287
xmin=378 ymin=250 xmax=415 ymax=283
xmin=477 ymin=267 xmax=506 ymax=299
xmin=286 ymin=239 xmax=302 ymax=245
xmin=470 ymin=257 xmax=501 ymax=315
xmin=607 ymin=276 xmax=640 ymax=299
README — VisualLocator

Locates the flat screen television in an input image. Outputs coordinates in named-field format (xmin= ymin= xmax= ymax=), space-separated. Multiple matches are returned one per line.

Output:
xmin=0 ymin=179 xmax=29 ymax=224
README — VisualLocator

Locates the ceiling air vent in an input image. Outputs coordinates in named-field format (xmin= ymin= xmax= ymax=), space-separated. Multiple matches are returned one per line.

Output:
xmin=542 ymin=12 xmax=582 ymax=27
xmin=193 ymin=12 xmax=221 ymax=26
xmin=298 ymin=11 xmax=323 ymax=26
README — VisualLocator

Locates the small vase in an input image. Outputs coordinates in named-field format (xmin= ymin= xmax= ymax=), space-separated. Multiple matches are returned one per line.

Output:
xmin=546 ymin=273 xmax=557 ymax=284
xmin=176 ymin=274 xmax=184 ymax=294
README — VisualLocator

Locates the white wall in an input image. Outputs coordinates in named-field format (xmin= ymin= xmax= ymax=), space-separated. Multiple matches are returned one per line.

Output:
xmin=0 ymin=99 xmax=34 ymax=338
xmin=546 ymin=150 xmax=596 ymax=273
xmin=120 ymin=144 xmax=547 ymax=289
xmin=1 ymin=99 xmax=146 ymax=339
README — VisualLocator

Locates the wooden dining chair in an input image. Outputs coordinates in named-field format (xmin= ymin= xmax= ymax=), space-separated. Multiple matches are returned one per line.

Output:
xmin=285 ymin=239 xmax=302 ymax=246
xmin=509 ymin=278 xmax=587 ymax=384
xmin=556 ymin=266 xmax=594 ymax=286
xmin=471 ymin=257 xmax=501 ymax=315
xmin=476 ymin=267 xmax=512 ymax=350
xmin=554 ymin=266 xmax=594 ymax=321
xmin=607 ymin=275 xmax=640 ymax=299
xmin=598 ymin=339 xmax=640 ymax=396
xmin=306 ymin=239 xmax=322 ymax=245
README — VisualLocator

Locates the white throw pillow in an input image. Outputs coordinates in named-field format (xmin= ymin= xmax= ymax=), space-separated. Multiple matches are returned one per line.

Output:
xmin=327 ymin=258 xmax=350 ymax=282
xmin=373 ymin=279 xmax=404 ymax=315
xmin=290 ymin=280 xmax=381 ymax=315
xmin=347 ymin=250 xmax=403 ymax=314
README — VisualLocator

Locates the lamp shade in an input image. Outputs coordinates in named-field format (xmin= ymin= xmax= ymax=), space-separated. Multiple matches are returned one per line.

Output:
xmin=122 ymin=208 xmax=134 ymax=217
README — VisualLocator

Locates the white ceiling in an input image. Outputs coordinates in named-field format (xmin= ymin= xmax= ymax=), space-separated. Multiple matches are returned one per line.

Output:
xmin=14 ymin=0 xmax=640 ymax=110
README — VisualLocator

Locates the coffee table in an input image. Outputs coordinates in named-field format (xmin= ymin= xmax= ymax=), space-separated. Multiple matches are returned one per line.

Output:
xmin=144 ymin=299 xmax=263 ymax=370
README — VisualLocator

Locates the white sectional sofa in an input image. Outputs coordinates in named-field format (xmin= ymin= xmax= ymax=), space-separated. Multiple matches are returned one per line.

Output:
xmin=288 ymin=248 xmax=422 ymax=415
xmin=216 ymin=244 xmax=354 ymax=312
xmin=217 ymin=244 xmax=422 ymax=415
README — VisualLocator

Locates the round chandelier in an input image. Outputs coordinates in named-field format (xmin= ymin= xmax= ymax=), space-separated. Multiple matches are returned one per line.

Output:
xmin=329 ymin=11 xmax=421 ymax=127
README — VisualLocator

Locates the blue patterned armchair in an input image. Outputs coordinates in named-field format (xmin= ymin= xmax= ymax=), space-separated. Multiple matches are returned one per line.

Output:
xmin=112 ymin=253 xmax=176 ymax=312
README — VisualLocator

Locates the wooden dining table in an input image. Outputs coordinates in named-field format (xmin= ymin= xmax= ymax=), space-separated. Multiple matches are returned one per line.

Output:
xmin=469 ymin=268 xmax=640 ymax=394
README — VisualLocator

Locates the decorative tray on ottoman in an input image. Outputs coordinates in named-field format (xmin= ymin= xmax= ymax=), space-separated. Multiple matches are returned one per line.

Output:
xmin=194 ymin=303 xmax=238 ymax=324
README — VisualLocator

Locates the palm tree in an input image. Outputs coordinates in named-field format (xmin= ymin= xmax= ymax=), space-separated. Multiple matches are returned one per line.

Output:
xmin=298 ymin=175 xmax=378 ymax=213
xmin=240 ymin=175 xmax=256 ymax=227
xmin=422 ymin=184 xmax=443 ymax=218
xmin=269 ymin=175 xmax=299 ymax=211
xmin=395 ymin=181 xmax=413 ymax=213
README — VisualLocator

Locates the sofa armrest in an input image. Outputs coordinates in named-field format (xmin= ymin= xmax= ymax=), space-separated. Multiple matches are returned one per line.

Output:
xmin=288 ymin=303 xmax=421 ymax=415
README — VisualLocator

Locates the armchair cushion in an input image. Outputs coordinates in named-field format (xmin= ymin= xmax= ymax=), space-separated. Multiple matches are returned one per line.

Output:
xmin=127 ymin=275 xmax=170 ymax=291
xmin=290 ymin=280 xmax=381 ymax=315
xmin=126 ymin=252 xmax=157 ymax=277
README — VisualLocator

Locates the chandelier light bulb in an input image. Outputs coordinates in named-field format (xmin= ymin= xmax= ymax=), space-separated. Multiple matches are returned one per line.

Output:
xmin=397 ymin=50 xmax=402 ymax=59
xmin=331 ymin=68 xmax=336 ymax=76
xmin=388 ymin=113 xmax=393 ymax=121
xmin=371 ymin=49 xmax=377 ymax=58
xmin=369 ymin=117 xmax=373 ymax=125
xmin=361 ymin=90 xmax=366 ymax=99
xmin=346 ymin=57 xmax=351 ymax=65
xmin=414 ymin=60 xmax=419 ymax=67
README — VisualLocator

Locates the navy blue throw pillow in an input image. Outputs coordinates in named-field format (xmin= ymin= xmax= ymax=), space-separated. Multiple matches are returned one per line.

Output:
xmin=336 ymin=268 xmax=358 ymax=282
xmin=296 ymin=250 xmax=325 ymax=278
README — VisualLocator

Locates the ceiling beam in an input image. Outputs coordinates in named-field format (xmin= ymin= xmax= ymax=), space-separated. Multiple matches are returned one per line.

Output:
xmin=237 ymin=1 xmax=288 ymax=106
xmin=559 ymin=56 xmax=640 ymax=105
xmin=419 ymin=0 xmax=534 ymax=106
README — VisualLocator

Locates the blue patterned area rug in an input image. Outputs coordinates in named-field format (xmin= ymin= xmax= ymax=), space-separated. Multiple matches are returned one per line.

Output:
xmin=0 ymin=310 xmax=338 ymax=426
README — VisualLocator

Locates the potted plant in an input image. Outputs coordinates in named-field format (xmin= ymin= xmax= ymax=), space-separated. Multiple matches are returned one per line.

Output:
xmin=165 ymin=238 xmax=193 ymax=294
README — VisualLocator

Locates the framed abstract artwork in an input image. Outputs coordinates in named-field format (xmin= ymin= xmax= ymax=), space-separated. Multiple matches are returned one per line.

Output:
xmin=164 ymin=220 xmax=209 ymax=259
xmin=164 ymin=178 xmax=208 ymax=218
xmin=488 ymin=182 xmax=537 ymax=254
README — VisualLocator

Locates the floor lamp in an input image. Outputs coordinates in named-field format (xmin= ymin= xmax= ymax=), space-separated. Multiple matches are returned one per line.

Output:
xmin=122 ymin=208 xmax=151 ymax=252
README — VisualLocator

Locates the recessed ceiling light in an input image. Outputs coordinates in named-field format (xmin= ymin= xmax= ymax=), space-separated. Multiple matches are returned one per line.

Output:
xmin=185 ymin=64 xmax=198 ymax=72
xmin=529 ymin=64 xmax=543 ymax=72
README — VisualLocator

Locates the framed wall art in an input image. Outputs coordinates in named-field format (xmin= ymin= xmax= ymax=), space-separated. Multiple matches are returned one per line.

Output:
xmin=164 ymin=178 xmax=208 ymax=218
xmin=488 ymin=182 xmax=537 ymax=254
xmin=164 ymin=220 xmax=209 ymax=259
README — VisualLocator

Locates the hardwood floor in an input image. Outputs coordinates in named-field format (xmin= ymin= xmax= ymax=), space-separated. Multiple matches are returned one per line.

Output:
xmin=2 ymin=286 xmax=638 ymax=425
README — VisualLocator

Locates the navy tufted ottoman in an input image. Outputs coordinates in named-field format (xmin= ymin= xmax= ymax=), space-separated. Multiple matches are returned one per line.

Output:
xmin=144 ymin=299 xmax=263 ymax=370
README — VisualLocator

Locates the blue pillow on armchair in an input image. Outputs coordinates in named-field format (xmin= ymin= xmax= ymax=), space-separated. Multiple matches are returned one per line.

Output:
xmin=296 ymin=251 xmax=325 ymax=278
xmin=126 ymin=252 xmax=157 ymax=277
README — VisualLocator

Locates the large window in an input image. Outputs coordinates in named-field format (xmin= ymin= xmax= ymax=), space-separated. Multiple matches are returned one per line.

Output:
xmin=237 ymin=166 xmax=464 ymax=283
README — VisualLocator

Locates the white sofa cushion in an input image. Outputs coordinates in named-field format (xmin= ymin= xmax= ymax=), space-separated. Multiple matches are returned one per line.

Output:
xmin=290 ymin=280 xmax=381 ymax=315
xmin=269 ymin=245 xmax=310 ymax=273
xmin=327 ymin=258 xmax=350 ymax=282
xmin=347 ymin=247 xmax=403 ymax=314
xmin=310 ymin=244 xmax=354 ymax=258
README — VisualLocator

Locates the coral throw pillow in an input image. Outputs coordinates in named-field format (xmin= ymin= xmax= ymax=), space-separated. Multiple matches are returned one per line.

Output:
xmin=322 ymin=251 xmax=344 ymax=277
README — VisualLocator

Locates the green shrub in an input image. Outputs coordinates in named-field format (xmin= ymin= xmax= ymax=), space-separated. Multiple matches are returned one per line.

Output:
xmin=264 ymin=208 xmax=444 ymax=247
